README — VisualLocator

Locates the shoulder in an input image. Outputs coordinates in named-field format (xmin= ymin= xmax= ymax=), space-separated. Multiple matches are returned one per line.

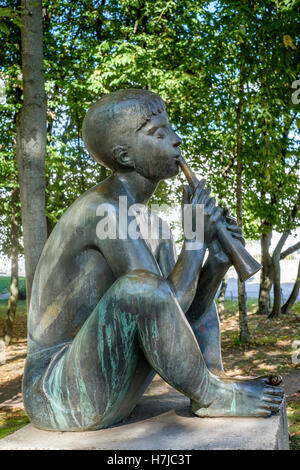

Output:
xmin=146 ymin=209 xmax=171 ymax=240
xmin=74 ymin=187 xmax=119 ymax=219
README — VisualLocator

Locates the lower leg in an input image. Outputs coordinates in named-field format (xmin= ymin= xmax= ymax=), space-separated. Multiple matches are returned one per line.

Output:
xmin=186 ymin=300 xmax=282 ymax=387
xmin=34 ymin=269 xmax=284 ymax=428
xmin=131 ymin=271 xmax=284 ymax=417
xmin=120 ymin=270 xmax=213 ymax=404
xmin=137 ymin=286 xmax=212 ymax=403
xmin=186 ymin=301 xmax=225 ymax=375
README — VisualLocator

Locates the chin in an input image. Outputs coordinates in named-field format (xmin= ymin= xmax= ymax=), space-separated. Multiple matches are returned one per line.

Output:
xmin=165 ymin=163 xmax=180 ymax=179
xmin=140 ymin=163 xmax=179 ymax=181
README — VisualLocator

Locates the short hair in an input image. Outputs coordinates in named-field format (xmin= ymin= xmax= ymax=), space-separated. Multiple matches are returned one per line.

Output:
xmin=82 ymin=89 xmax=166 ymax=170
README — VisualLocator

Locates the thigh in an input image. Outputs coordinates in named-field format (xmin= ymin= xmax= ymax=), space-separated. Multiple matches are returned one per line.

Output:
xmin=24 ymin=275 xmax=155 ymax=431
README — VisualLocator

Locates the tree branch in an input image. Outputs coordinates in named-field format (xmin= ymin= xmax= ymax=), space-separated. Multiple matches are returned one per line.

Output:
xmin=222 ymin=155 xmax=235 ymax=178
xmin=280 ymin=241 xmax=300 ymax=260
xmin=96 ymin=0 xmax=106 ymax=43
xmin=273 ymin=190 xmax=300 ymax=256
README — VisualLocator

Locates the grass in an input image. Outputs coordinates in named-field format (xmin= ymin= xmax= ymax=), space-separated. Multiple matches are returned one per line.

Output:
xmin=287 ymin=403 xmax=300 ymax=435
xmin=0 ymin=297 xmax=299 ymax=447
xmin=0 ymin=276 xmax=11 ymax=293
xmin=0 ymin=299 xmax=27 ymax=315
xmin=0 ymin=276 xmax=27 ymax=302
xmin=0 ymin=411 xmax=30 ymax=439
xmin=0 ymin=299 xmax=27 ymax=341
xmin=0 ymin=298 xmax=27 ymax=311
xmin=287 ymin=403 xmax=300 ymax=450
xmin=0 ymin=276 xmax=26 ymax=294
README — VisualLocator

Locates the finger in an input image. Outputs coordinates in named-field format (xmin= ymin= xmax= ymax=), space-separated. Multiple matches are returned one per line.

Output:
xmin=210 ymin=206 xmax=223 ymax=223
xmin=202 ymin=187 xmax=211 ymax=199
xmin=182 ymin=185 xmax=191 ymax=205
xmin=232 ymin=233 xmax=246 ymax=246
xmin=194 ymin=188 xmax=210 ymax=205
xmin=191 ymin=179 xmax=206 ymax=199
xmin=226 ymin=225 xmax=242 ymax=234
xmin=197 ymin=178 xmax=206 ymax=189
xmin=225 ymin=215 xmax=237 ymax=225
xmin=191 ymin=182 xmax=206 ymax=204
xmin=205 ymin=197 xmax=216 ymax=214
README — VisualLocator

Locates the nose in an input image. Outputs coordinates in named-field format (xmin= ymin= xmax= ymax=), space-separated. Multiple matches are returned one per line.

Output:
xmin=173 ymin=132 xmax=182 ymax=147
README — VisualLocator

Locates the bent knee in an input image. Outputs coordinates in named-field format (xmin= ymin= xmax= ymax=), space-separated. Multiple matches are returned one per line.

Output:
xmin=115 ymin=269 xmax=174 ymax=302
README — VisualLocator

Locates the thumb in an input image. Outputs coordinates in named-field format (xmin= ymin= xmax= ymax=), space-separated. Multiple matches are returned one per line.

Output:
xmin=182 ymin=185 xmax=191 ymax=205
xmin=209 ymin=238 xmax=221 ymax=255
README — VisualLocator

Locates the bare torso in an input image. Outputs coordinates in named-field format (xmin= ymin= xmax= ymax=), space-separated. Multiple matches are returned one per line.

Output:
xmin=27 ymin=181 xmax=174 ymax=355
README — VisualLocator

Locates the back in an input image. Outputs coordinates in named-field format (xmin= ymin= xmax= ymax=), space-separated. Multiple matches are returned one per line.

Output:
xmin=27 ymin=184 xmax=116 ymax=355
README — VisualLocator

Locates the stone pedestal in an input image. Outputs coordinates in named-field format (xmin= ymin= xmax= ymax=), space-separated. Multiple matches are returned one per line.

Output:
xmin=0 ymin=387 xmax=289 ymax=450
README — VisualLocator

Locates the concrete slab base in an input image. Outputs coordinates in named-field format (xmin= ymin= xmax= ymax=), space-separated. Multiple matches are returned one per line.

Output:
xmin=0 ymin=391 xmax=289 ymax=450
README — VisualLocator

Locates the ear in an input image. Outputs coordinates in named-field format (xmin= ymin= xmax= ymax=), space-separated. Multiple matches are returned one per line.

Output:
xmin=112 ymin=145 xmax=134 ymax=168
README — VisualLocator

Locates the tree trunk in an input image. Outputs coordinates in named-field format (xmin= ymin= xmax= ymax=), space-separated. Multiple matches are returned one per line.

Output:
xmin=238 ymin=279 xmax=250 ymax=342
xmin=257 ymin=230 xmax=273 ymax=315
xmin=3 ymin=190 xmax=19 ymax=346
xmin=281 ymin=260 xmax=300 ymax=314
xmin=236 ymin=50 xmax=250 ymax=343
xmin=268 ymin=231 xmax=290 ymax=318
xmin=269 ymin=253 xmax=282 ymax=318
xmin=268 ymin=193 xmax=299 ymax=318
xmin=236 ymin=162 xmax=250 ymax=342
xmin=217 ymin=276 xmax=228 ymax=319
xmin=17 ymin=0 xmax=47 ymax=307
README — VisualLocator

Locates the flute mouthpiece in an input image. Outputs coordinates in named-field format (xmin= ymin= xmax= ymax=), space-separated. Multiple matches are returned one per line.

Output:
xmin=178 ymin=156 xmax=199 ymax=189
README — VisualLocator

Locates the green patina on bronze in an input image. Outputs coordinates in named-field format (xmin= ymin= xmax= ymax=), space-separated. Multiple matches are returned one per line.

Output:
xmin=23 ymin=89 xmax=284 ymax=431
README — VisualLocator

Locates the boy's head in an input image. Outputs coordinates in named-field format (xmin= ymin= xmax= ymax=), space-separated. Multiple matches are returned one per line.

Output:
xmin=82 ymin=89 xmax=166 ymax=170
xmin=82 ymin=89 xmax=181 ymax=181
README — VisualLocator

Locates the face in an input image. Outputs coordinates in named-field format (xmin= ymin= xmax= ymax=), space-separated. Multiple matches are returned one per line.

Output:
xmin=126 ymin=111 xmax=182 ymax=182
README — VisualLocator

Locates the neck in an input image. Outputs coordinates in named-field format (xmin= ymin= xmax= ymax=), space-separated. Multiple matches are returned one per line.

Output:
xmin=108 ymin=170 xmax=159 ymax=206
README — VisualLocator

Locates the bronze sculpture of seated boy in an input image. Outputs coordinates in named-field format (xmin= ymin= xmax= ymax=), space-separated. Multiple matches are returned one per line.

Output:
xmin=23 ymin=89 xmax=283 ymax=431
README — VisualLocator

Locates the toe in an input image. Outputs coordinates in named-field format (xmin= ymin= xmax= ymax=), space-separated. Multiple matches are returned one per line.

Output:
xmin=263 ymin=395 xmax=283 ymax=404
xmin=264 ymin=386 xmax=284 ymax=397
xmin=261 ymin=403 xmax=281 ymax=413
xmin=256 ymin=408 xmax=271 ymax=417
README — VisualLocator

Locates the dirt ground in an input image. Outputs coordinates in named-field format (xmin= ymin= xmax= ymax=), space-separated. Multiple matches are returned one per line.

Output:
xmin=1 ymin=340 xmax=300 ymax=406
xmin=0 ymin=339 xmax=27 ymax=411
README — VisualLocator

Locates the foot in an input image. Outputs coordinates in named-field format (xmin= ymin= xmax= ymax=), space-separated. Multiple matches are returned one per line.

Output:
xmin=213 ymin=370 xmax=282 ymax=387
xmin=192 ymin=375 xmax=284 ymax=417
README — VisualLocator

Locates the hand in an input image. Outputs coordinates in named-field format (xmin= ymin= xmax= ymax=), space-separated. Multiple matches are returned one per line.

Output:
xmin=182 ymin=180 xmax=224 ymax=245
xmin=222 ymin=209 xmax=245 ymax=247
xmin=208 ymin=210 xmax=245 ymax=267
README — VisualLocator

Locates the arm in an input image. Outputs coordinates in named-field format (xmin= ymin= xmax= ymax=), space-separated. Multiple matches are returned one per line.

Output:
xmin=167 ymin=240 xmax=207 ymax=312
xmin=93 ymin=191 xmax=220 ymax=313
xmin=185 ymin=241 xmax=230 ymax=323
xmin=186 ymin=218 xmax=245 ymax=322
xmin=157 ymin=233 xmax=207 ymax=313
xmin=157 ymin=183 xmax=225 ymax=313
xmin=95 ymin=212 xmax=206 ymax=313
xmin=157 ymin=217 xmax=245 ymax=320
